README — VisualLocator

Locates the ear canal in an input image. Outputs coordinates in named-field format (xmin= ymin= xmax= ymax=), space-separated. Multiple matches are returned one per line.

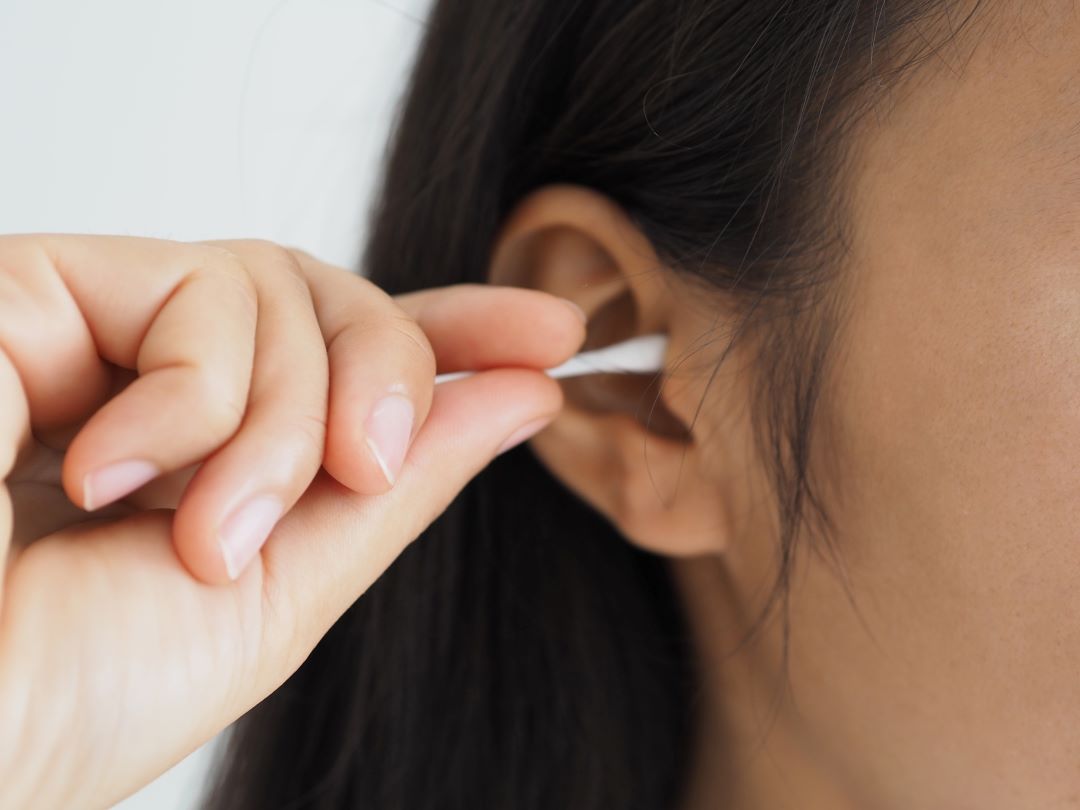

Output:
xmin=580 ymin=280 xmax=637 ymax=351
xmin=487 ymin=187 xmax=689 ymax=441
xmin=565 ymin=288 xmax=690 ymax=442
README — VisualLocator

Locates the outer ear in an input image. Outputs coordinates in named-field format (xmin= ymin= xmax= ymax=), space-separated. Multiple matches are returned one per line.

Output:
xmin=486 ymin=183 xmax=740 ymax=558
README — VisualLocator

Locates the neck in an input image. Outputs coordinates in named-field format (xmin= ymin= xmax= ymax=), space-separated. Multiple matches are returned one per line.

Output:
xmin=667 ymin=555 xmax=862 ymax=810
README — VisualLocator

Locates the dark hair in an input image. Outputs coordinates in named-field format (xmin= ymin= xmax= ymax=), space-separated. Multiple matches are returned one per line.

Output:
xmin=203 ymin=1 xmax=988 ymax=807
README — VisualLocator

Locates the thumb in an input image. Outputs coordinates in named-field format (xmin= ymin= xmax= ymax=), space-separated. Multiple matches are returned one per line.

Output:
xmin=255 ymin=366 xmax=562 ymax=674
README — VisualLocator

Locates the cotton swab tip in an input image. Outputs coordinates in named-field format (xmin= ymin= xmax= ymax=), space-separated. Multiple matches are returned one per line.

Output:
xmin=433 ymin=333 xmax=669 ymax=385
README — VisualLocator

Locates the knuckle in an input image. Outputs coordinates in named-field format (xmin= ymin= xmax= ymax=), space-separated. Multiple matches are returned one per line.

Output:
xmin=193 ymin=370 xmax=247 ymax=438
xmin=386 ymin=313 xmax=437 ymax=371
xmin=282 ymin=244 xmax=313 ymax=263
xmin=0 ymin=239 xmax=71 ymax=323
xmin=220 ymin=237 xmax=279 ymax=257
xmin=276 ymin=259 xmax=313 ymax=303
xmin=334 ymin=311 xmax=437 ymax=379
xmin=236 ymin=240 xmax=312 ymax=301
xmin=197 ymin=247 xmax=258 ymax=312
xmin=226 ymin=238 xmax=289 ymax=268
xmin=199 ymin=242 xmax=247 ymax=277
xmin=289 ymin=408 xmax=328 ymax=458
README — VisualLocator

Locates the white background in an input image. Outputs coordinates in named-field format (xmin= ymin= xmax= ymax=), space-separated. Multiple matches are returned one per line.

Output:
xmin=0 ymin=0 xmax=430 ymax=269
xmin=0 ymin=0 xmax=431 ymax=806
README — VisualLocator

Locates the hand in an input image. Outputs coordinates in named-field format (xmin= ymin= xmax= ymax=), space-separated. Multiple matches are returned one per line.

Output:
xmin=0 ymin=234 xmax=586 ymax=809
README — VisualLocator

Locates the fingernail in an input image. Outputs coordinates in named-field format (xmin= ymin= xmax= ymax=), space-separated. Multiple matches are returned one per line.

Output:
xmin=218 ymin=494 xmax=283 ymax=581
xmin=560 ymin=298 xmax=588 ymax=324
xmin=364 ymin=393 xmax=415 ymax=487
xmin=497 ymin=416 xmax=554 ymax=455
xmin=83 ymin=459 xmax=160 ymax=511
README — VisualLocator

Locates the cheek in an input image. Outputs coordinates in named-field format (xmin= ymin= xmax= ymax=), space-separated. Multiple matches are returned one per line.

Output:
xmin=829 ymin=244 xmax=1080 ymax=684
xmin=780 ymin=246 xmax=1080 ymax=788
xmin=841 ymin=251 xmax=1079 ymax=549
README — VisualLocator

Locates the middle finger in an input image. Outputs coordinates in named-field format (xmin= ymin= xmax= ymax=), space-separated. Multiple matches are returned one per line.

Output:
xmin=171 ymin=240 xmax=330 ymax=584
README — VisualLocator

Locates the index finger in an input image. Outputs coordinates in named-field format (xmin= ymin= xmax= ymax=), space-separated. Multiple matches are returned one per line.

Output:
xmin=392 ymin=283 xmax=589 ymax=374
xmin=288 ymin=251 xmax=585 ymax=497
xmin=287 ymin=251 xmax=587 ymax=375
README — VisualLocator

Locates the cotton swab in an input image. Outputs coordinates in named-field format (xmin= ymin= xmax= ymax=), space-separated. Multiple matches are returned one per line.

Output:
xmin=433 ymin=333 xmax=669 ymax=385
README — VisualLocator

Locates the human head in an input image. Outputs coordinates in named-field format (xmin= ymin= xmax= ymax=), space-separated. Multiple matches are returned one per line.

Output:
xmin=207 ymin=1 xmax=1080 ymax=808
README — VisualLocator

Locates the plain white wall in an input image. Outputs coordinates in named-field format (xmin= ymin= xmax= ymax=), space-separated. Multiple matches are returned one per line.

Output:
xmin=0 ymin=0 xmax=430 ymax=268
xmin=0 ymin=0 xmax=431 ymax=807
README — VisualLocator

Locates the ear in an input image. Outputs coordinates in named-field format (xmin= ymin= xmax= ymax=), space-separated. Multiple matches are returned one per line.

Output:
xmin=487 ymin=183 xmax=745 ymax=558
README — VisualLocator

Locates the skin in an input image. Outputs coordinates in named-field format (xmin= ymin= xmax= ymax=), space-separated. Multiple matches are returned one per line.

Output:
xmin=490 ymin=1 xmax=1080 ymax=807
xmin=0 ymin=234 xmax=584 ymax=808
xmin=4 ymin=1 xmax=1074 ymax=803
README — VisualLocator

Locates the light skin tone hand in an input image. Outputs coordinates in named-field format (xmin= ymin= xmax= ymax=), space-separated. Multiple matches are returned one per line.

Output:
xmin=0 ymin=234 xmax=587 ymax=810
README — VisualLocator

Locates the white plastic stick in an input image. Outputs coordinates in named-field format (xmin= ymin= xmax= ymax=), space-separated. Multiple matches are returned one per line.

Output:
xmin=433 ymin=333 xmax=669 ymax=385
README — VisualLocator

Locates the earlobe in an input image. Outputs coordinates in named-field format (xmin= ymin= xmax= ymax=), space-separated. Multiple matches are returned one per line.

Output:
xmin=528 ymin=404 xmax=733 ymax=557
xmin=486 ymin=183 xmax=733 ymax=558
